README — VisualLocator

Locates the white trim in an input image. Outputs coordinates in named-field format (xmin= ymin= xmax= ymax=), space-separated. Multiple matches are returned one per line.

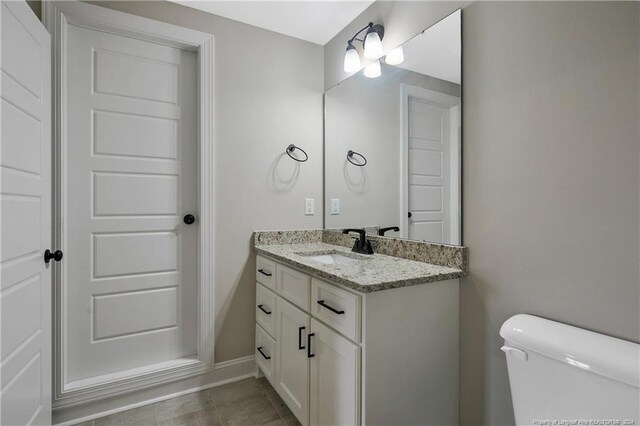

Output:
xmin=214 ymin=354 xmax=256 ymax=370
xmin=53 ymin=356 xmax=256 ymax=425
xmin=43 ymin=0 xmax=216 ymax=407
xmin=399 ymin=84 xmax=461 ymax=241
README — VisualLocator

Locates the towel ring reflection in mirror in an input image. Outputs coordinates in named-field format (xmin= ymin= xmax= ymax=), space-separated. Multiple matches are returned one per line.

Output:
xmin=347 ymin=150 xmax=367 ymax=167
xmin=286 ymin=144 xmax=308 ymax=162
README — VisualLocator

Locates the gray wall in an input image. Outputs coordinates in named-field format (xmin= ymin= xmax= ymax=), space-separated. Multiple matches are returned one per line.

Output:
xmin=89 ymin=1 xmax=324 ymax=363
xmin=324 ymin=64 xmax=459 ymax=232
xmin=325 ymin=1 xmax=640 ymax=425
xmin=461 ymin=2 xmax=639 ymax=424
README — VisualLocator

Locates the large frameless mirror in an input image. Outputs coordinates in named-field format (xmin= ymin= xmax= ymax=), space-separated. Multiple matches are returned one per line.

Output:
xmin=324 ymin=10 xmax=462 ymax=245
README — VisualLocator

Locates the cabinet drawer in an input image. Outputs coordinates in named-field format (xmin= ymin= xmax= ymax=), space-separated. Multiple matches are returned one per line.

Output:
xmin=256 ymin=284 xmax=276 ymax=337
xmin=256 ymin=324 xmax=276 ymax=383
xmin=276 ymin=264 xmax=310 ymax=312
xmin=256 ymin=255 xmax=276 ymax=291
xmin=311 ymin=278 xmax=361 ymax=342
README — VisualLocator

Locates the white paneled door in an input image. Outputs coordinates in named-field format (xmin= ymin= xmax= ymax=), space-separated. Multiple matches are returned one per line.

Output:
xmin=407 ymin=96 xmax=451 ymax=243
xmin=1 ymin=1 xmax=52 ymax=424
xmin=64 ymin=24 xmax=198 ymax=384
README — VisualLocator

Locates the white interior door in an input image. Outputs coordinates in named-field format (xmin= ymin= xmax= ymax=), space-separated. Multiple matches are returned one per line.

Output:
xmin=407 ymin=96 xmax=451 ymax=243
xmin=0 ymin=2 xmax=52 ymax=424
xmin=63 ymin=24 xmax=198 ymax=385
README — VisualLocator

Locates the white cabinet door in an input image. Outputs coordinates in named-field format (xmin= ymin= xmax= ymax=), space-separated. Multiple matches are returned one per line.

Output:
xmin=275 ymin=297 xmax=310 ymax=425
xmin=1 ymin=2 xmax=52 ymax=425
xmin=310 ymin=319 xmax=360 ymax=426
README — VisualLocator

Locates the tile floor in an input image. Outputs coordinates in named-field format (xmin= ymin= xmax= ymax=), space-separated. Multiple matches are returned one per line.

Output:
xmin=75 ymin=377 xmax=301 ymax=426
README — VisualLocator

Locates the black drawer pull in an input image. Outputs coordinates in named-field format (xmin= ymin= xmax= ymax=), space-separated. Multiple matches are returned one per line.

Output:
xmin=298 ymin=326 xmax=306 ymax=350
xmin=317 ymin=300 xmax=345 ymax=315
xmin=307 ymin=333 xmax=315 ymax=358
xmin=257 ymin=304 xmax=271 ymax=315
xmin=257 ymin=346 xmax=271 ymax=360
xmin=258 ymin=269 xmax=272 ymax=277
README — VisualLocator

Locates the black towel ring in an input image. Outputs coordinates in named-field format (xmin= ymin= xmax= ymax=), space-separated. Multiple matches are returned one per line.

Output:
xmin=286 ymin=144 xmax=308 ymax=162
xmin=347 ymin=150 xmax=367 ymax=167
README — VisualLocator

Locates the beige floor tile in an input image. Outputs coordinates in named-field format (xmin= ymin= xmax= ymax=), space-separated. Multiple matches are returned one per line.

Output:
xmin=281 ymin=414 xmax=301 ymax=426
xmin=216 ymin=394 xmax=281 ymax=426
xmin=209 ymin=378 xmax=264 ymax=406
xmin=256 ymin=377 xmax=269 ymax=389
xmin=73 ymin=421 xmax=95 ymax=426
xmin=94 ymin=404 xmax=156 ymax=426
xmin=157 ymin=409 xmax=221 ymax=426
xmin=156 ymin=390 xmax=215 ymax=421
xmin=262 ymin=385 xmax=293 ymax=419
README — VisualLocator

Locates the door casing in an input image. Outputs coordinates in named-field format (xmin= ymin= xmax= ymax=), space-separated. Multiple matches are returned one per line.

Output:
xmin=44 ymin=0 xmax=215 ymax=409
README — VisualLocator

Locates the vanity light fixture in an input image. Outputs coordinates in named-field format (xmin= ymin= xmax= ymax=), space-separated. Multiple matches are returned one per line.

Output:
xmin=384 ymin=46 xmax=404 ymax=65
xmin=363 ymin=60 xmax=381 ymax=78
xmin=343 ymin=44 xmax=361 ymax=73
xmin=343 ymin=22 xmax=385 ymax=76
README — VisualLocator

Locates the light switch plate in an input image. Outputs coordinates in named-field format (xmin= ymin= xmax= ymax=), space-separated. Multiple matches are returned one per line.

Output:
xmin=331 ymin=198 xmax=340 ymax=215
xmin=305 ymin=198 xmax=314 ymax=215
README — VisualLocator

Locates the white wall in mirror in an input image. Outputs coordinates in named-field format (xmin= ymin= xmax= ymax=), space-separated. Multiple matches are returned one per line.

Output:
xmin=396 ymin=11 xmax=461 ymax=84
xmin=324 ymin=10 xmax=461 ymax=245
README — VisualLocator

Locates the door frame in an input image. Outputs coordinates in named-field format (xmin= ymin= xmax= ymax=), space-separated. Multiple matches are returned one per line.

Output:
xmin=44 ymin=0 xmax=215 ymax=408
xmin=399 ymin=83 xmax=460 ymax=242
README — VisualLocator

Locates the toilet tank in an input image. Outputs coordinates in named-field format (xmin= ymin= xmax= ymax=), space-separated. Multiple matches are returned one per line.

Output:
xmin=500 ymin=314 xmax=639 ymax=426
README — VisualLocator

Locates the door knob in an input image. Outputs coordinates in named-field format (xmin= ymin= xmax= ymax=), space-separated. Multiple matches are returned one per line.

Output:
xmin=44 ymin=249 xmax=63 ymax=264
xmin=408 ymin=212 xmax=412 ymax=218
xmin=183 ymin=214 xmax=196 ymax=225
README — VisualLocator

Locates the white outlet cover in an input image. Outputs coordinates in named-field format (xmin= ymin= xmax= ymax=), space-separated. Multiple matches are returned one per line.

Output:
xmin=305 ymin=198 xmax=314 ymax=215
xmin=331 ymin=198 xmax=340 ymax=215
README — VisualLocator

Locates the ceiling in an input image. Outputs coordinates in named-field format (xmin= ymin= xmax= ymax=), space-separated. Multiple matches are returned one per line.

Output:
xmin=168 ymin=1 xmax=374 ymax=45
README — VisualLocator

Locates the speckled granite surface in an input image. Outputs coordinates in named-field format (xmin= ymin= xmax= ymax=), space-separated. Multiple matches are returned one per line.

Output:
xmin=254 ymin=229 xmax=468 ymax=273
xmin=254 ymin=242 xmax=463 ymax=293
xmin=322 ymin=230 xmax=468 ymax=272
xmin=254 ymin=230 xmax=322 ymax=245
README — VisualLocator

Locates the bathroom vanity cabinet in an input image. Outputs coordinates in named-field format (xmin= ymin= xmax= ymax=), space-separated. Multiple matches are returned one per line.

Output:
xmin=254 ymin=253 xmax=459 ymax=426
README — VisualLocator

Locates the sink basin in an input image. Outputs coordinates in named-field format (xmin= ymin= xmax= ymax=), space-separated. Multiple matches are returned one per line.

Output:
xmin=296 ymin=251 xmax=367 ymax=265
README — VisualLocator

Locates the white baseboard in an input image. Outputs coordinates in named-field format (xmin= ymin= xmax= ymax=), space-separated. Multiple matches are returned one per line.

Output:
xmin=53 ymin=355 xmax=256 ymax=426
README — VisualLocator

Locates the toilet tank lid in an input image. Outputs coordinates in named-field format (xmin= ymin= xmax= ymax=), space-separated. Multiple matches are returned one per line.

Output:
xmin=500 ymin=314 xmax=640 ymax=388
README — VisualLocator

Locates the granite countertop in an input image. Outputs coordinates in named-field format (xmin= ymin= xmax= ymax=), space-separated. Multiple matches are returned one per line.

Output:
xmin=255 ymin=242 xmax=463 ymax=293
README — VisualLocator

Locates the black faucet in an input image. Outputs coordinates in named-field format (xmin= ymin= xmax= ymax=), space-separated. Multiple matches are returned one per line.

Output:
xmin=342 ymin=228 xmax=374 ymax=255
xmin=378 ymin=226 xmax=400 ymax=236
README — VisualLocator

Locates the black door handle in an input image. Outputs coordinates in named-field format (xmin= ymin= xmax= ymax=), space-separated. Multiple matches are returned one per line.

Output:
xmin=183 ymin=214 xmax=196 ymax=225
xmin=298 ymin=326 xmax=305 ymax=350
xmin=257 ymin=304 xmax=271 ymax=315
xmin=44 ymin=249 xmax=63 ymax=264
xmin=317 ymin=300 xmax=345 ymax=315
xmin=307 ymin=333 xmax=315 ymax=358
xmin=408 ymin=212 xmax=412 ymax=218
xmin=257 ymin=346 xmax=271 ymax=360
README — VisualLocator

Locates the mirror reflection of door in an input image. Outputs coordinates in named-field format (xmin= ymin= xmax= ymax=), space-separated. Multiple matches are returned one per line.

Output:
xmin=402 ymin=85 xmax=460 ymax=244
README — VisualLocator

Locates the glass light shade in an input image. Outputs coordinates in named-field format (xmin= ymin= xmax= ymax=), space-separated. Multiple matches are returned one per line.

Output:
xmin=343 ymin=45 xmax=361 ymax=73
xmin=363 ymin=31 xmax=384 ymax=59
xmin=363 ymin=60 xmax=381 ymax=78
xmin=385 ymin=46 xmax=404 ymax=65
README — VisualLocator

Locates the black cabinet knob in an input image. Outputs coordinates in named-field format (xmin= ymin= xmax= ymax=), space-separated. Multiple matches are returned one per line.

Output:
xmin=44 ymin=249 xmax=63 ymax=264
xmin=183 ymin=214 xmax=196 ymax=225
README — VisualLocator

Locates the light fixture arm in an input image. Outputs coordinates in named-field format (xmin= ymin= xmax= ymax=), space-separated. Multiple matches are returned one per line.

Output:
xmin=346 ymin=22 xmax=384 ymax=47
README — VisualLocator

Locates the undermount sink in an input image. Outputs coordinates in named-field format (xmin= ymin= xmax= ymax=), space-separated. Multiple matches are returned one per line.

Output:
xmin=296 ymin=250 xmax=367 ymax=265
